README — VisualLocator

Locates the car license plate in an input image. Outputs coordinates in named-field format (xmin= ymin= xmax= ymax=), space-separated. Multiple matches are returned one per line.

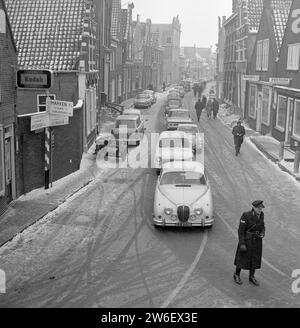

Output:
xmin=176 ymin=222 xmax=192 ymax=227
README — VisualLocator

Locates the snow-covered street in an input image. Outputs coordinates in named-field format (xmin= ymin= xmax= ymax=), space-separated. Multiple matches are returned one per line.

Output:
xmin=0 ymin=92 xmax=300 ymax=308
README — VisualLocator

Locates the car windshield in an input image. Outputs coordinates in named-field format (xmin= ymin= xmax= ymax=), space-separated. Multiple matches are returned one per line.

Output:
xmin=168 ymin=100 xmax=180 ymax=106
xmin=169 ymin=111 xmax=189 ymax=119
xmin=178 ymin=126 xmax=199 ymax=133
xmin=137 ymin=94 xmax=149 ymax=99
xmin=116 ymin=120 xmax=136 ymax=129
xmin=159 ymin=138 xmax=190 ymax=148
xmin=160 ymin=171 xmax=206 ymax=186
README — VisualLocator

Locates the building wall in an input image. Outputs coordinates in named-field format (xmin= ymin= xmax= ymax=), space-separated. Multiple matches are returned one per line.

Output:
xmin=0 ymin=0 xmax=17 ymax=214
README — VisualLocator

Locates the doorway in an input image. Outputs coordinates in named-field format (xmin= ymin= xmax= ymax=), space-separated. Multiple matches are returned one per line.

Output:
xmin=285 ymin=98 xmax=294 ymax=145
xmin=256 ymin=92 xmax=263 ymax=133
xmin=4 ymin=125 xmax=15 ymax=203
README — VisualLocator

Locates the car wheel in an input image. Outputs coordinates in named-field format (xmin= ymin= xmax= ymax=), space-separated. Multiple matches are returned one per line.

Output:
xmin=136 ymin=140 xmax=140 ymax=146
xmin=154 ymin=224 xmax=163 ymax=231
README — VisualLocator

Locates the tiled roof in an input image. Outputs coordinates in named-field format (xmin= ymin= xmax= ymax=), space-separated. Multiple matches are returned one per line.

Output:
xmin=247 ymin=0 xmax=264 ymax=32
xmin=111 ymin=0 xmax=122 ymax=40
xmin=5 ymin=0 xmax=85 ymax=71
xmin=271 ymin=0 xmax=292 ymax=51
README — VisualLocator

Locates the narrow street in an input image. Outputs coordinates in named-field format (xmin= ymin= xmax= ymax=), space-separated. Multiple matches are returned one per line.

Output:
xmin=0 ymin=91 xmax=300 ymax=308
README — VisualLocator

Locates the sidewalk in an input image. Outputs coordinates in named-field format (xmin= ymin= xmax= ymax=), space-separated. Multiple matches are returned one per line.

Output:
xmin=0 ymin=98 xmax=135 ymax=247
xmin=217 ymin=104 xmax=300 ymax=183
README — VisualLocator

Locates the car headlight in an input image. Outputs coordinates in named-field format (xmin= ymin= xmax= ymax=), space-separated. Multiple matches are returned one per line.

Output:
xmin=195 ymin=208 xmax=203 ymax=216
xmin=164 ymin=208 xmax=173 ymax=216
xmin=171 ymin=215 xmax=178 ymax=221
xmin=190 ymin=215 xmax=197 ymax=221
xmin=156 ymin=156 xmax=162 ymax=164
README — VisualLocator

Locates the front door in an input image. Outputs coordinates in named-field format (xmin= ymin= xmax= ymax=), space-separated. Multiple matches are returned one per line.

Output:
xmin=4 ymin=136 xmax=12 ymax=203
xmin=256 ymin=92 xmax=263 ymax=133
xmin=285 ymin=98 xmax=294 ymax=145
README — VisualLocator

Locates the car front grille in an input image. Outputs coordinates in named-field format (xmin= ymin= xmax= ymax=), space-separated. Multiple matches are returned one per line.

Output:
xmin=177 ymin=206 xmax=190 ymax=222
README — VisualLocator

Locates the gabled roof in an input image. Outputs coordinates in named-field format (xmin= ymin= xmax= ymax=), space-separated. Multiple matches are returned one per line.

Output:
xmin=247 ymin=0 xmax=264 ymax=32
xmin=111 ymin=0 xmax=122 ymax=40
xmin=5 ymin=0 xmax=85 ymax=71
xmin=270 ymin=0 xmax=292 ymax=51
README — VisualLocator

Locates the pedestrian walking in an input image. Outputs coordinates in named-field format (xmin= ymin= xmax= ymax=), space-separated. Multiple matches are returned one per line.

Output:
xmin=232 ymin=120 xmax=246 ymax=156
xmin=212 ymin=98 xmax=219 ymax=119
xmin=206 ymin=99 xmax=213 ymax=119
xmin=201 ymin=95 xmax=207 ymax=108
xmin=195 ymin=99 xmax=204 ymax=121
xmin=233 ymin=200 xmax=266 ymax=286
xmin=198 ymin=85 xmax=203 ymax=99
xmin=163 ymin=82 xmax=166 ymax=92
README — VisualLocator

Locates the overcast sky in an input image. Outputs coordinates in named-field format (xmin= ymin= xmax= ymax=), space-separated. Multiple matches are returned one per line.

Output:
xmin=126 ymin=0 xmax=232 ymax=49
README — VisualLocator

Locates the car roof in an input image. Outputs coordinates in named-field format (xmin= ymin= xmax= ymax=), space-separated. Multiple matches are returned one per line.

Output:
xmin=159 ymin=130 xmax=189 ymax=139
xmin=162 ymin=161 xmax=205 ymax=174
xmin=144 ymin=90 xmax=154 ymax=93
xmin=169 ymin=108 xmax=189 ymax=112
xmin=177 ymin=124 xmax=199 ymax=129
xmin=123 ymin=109 xmax=141 ymax=115
xmin=117 ymin=115 xmax=139 ymax=120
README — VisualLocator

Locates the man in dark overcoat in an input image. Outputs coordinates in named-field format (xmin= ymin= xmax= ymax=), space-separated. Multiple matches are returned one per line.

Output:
xmin=195 ymin=99 xmax=204 ymax=121
xmin=233 ymin=200 xmax=266 ymax=286
xmin=201 ymin=95 xmax=207 ymax=108
xmin=212 ymin=98 xmax=219 ymax=119
xmin=232 ymin=120 xmax=246 ymax=156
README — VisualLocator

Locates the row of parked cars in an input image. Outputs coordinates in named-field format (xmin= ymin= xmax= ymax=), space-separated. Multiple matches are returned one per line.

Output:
xmin=152 ymin=85 xmax=214 ymax=229
xmin=133 ymin=90 xmax=157 ymax=109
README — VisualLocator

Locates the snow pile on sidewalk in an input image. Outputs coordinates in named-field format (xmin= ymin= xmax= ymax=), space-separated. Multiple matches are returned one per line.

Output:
xmin=218 ymin=103 xmax=241 ymax=127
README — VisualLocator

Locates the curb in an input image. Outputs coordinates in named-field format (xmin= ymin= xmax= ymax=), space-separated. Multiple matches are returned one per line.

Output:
xmin=249 ymin=137 xmax=300 ymax=183
xmin=0 ymin=175 xmax=95 ymax=248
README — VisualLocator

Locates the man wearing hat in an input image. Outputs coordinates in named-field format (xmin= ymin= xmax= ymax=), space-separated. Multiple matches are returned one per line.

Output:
xmin=232 ymin=120 xmax=246 ymax=156
xmin=233 ymin=200 xmax=266 ymax=286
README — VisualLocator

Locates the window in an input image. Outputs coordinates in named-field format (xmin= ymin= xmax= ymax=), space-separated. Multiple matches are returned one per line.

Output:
xmin=262 ymin=87 xmax=271 ymax=125
xmin=0 ymin=126 xmax=4 ymax=196
xmin=276 ymin=95 xmax=287 ymax=131
xmin=0 ymin=10 xmax=6 ymax=33
xmin=262 ymin=39 xmax=269 ymax=71
xmin=293 ymin=100 xmax=300 ymax=139
xmin=37 ymin=94 xmax=56 ymax=112
xmin=256 ymin=40 xmax=262 ymax=71
xmin=249 ymin=84 xmax=257 ymax=118
xmin=287 ymin=44 xmax=300 ymax=70
xmin=166 ymin=37 xmax=172 ymax=44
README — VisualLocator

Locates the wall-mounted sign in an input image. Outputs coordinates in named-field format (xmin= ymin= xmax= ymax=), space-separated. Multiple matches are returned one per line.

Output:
xmin=243 ymin=75 xmax=260 ymax=82
xmin=291 ymin=9 xmax=300 ymax=34
xmin=269 ymin=78 xmax=291 ymax=85
xmin=47 ymin=99 xmax=73 ymax=117
xmin=17 ymin=69 xmax=53 ymax=89
xmin=30 ymin=113 xmax=50 ymax=131
xmin=49 ymin=114 xmax=69 ymax=127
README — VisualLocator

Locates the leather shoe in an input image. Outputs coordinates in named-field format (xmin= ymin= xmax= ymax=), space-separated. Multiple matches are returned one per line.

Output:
xmin=249 ymin=276 xmax=260 ymax=286
xmin=233 ymin=274 xmax=243 ymax=285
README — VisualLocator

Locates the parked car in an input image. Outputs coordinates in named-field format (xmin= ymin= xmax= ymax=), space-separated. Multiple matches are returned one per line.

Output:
xmin=143 ymin=90 xmax=157 ymax=104
xmin=177 ymin=124 xmax=203 ymax=156
xmin=123 ymin=109 xmax=143 ymax=122
xmin=112 ymin=114 xmax=144 ymax=146
xmin=134 ymin=94 xmax=152 ymax=109
xmin=166 ymin=108 xmax=193 ymax=130
xmin=168 ymin=89 xmax=180 ymax=101
xmin=153 ymin=161 xmax=214 ymax=228
xmin=174 ymin=85 xmax=185 ymax=98
xmin=153 ymin=131 xmax=194 ymax=170
xmin=164 ymin=98 xmax=182 ymax=116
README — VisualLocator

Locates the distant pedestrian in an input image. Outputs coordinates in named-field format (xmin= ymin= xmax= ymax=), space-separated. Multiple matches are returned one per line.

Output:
xmin=195 ymin=99 xmax=204 ymax=121
xmin=197 ymin=85 xmax=203 ymax=99
xmin=233 ymin=200 xmax=266 ymax=286
xmin=212 ymin=98 xmax=219 ymax=119
xmin=206 ymin=99 xmax=213 ymax=119
xmin=201 ymin=95 xmax=207 ymax=108
xmin=163 ymin=82 xmax=166 ymax=92
xmin=232 ymin=120 xmax=246 ymax=156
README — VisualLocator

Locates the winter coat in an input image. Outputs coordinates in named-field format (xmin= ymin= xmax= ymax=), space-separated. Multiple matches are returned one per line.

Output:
xmin=212 ymin=100 xmax=219 ymax=113
xmin=195 ymin=101 xmax=204 ymax=118
xmin=206 ymin=100 xmax=213 ymax=113
xmin=232 ymin=125 xmax=245 ymax=146
xmin=234 ymin=210 xmax=265 ymax=270
xmin=202 ymin=96 xmax=207 ymax=107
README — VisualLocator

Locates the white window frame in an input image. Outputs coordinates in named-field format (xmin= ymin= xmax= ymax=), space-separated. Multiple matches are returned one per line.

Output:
xmin=276 ymin=95 xmax=287 ymax=132
xmin=256 ymin=40 xmax=263 ymax=71
xmin=293 ymin=99 xmax=300 ymax=141
xmin=249 ymin=84 xmax=257 ymax=119
xmin=287 ymin=43 xmax=300 ymax=70
xmin=0 ymin=125 xmax=5 ymax=196
xmin=37 ymin=94 xmax=56 ymax=112
xmin=0 ymin=9 xmax=6 ymax=34
xmin=262 ymin=86 xmax=272 ymax=125
xmin=262 ymin=39 xmax=269 ymax=71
